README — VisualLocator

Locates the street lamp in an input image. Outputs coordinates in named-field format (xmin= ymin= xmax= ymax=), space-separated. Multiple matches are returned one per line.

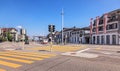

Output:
xmin=61 ymin=8 xmax=64 ymax=45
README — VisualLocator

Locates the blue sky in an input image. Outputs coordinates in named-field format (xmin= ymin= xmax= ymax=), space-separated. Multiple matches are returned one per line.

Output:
xmin=0 ymin=0 xmax=120 ymax=37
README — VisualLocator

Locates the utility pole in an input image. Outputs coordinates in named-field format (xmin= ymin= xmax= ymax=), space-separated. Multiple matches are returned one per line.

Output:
xmin=61 ymin=8 xmax=64 ymax=45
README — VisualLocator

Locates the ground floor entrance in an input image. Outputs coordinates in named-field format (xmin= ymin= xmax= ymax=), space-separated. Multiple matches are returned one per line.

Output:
xmin=92 ymin=34 xmax=120 ymax=45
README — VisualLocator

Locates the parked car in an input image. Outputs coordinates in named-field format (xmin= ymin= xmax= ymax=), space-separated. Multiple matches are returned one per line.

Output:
xmin=41 ymin=39 xmax=48 ymax=44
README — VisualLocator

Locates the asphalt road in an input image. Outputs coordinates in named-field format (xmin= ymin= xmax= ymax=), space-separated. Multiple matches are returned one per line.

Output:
xmin=11 ymin=55 xmax=120 ymax=71
xmin=0 ymin=42 xmax=120 ymax=71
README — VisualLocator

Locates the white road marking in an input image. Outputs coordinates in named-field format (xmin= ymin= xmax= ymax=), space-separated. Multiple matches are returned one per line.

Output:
xmin=101 ymin=52 xmax=112 ymax=54
xmin=62 ymin=48 xmax=98 ymax=58
xmin=76 ymin=48 xmax=90 ymax=53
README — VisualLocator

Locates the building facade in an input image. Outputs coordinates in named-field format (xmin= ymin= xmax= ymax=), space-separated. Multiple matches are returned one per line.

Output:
xmin=20 ymin=28 xmax=26 ymax=41
xmin=54 ymin=27 xmax=90 ymax=44
xmin=0 ymin=27 xmax=27 ymax=42
xmin=91 ymin=9 xmax=120 ymax=45
xmin=0 ymin=28 xmax=18 ymax=41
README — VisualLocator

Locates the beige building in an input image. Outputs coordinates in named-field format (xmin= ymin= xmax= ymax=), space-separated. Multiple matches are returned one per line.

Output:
xmin=0 ymin=28 xmax=18 ymax=41
xmin=0 ymin=27 xmax=27 ymax=42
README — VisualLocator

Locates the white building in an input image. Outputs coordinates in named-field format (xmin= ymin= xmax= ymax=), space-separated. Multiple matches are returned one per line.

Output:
xmin=0 ymin=28 xmax=1 ymax=35
xmin=91 ymin=9 xmax=120 ymax=45
xmin=62 ymin=27 xmax=90 ymax=44
xmin=19 ymin=28 xmax=26 ymax=41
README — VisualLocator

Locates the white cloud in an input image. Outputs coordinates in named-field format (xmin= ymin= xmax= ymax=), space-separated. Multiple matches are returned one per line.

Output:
xmin=16 ymin=26 xmax=22 ymax=29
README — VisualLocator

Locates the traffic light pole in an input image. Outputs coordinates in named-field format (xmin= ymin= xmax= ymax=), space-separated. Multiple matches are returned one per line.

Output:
xmin=48 ymin=24 xmax=55 ymax=52
xmin=50 ymin=32 xmax=53 ymax=52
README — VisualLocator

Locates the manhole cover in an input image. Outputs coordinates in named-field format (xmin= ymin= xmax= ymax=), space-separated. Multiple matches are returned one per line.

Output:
xmin=15 ymin=48 xmax=22 ymax=50
xmin=117 ymin=51 xmax=120 ymax=53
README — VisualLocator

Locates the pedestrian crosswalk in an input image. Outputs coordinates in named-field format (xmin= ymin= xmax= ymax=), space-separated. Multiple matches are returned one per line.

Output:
xmin=0 ymin=68 xmax=6 ymax=71
xmin=0 ymin=51 xmax=56 ymax=71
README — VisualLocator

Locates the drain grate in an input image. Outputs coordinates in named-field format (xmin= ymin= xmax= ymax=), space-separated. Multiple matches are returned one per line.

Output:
xmin=38 ymin=50 xmax=50 ymax=52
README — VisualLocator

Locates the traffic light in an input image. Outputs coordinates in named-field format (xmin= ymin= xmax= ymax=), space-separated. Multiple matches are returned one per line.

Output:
xmin=53 ymin=25 xmax=55 ymax=32
xmin=48 ymin=25 xmax=51 ymax=32
xmin=48 ymin=25 xmax=55 ymax=32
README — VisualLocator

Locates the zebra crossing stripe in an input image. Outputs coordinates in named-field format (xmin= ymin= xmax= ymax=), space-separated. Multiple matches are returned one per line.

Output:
xmin=0 ymin=69 xmax=6 ymax=71
xmin=0 ymin=52 xmax=54 ymax=58
xmin=0 ymin=54 xmax=43 ymax=60
xmin=0 ymin=60 xmax=21 ymax=68
xmin=0 ymin=56 xmax=34 ymax=64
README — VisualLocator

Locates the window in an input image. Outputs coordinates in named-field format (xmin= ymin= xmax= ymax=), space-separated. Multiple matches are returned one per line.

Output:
xmin=112 ymin=35 xmax=116 ymax=45
xmin=99 ymin=20 xmax=103 ymax=25
xmin=109 ymin=24 xmax=114 ymax=29
xmin=106 ymin=25 xmax=109 ymax=30
xmin=97 ymin=36 xmax=100 ymax=44
xmin=101 ymin=36 xmax=104 ymax=44
xmin=107 ymin=23 xmax=118 ymax=30
xmin=106 ymin=35 xmax=110 ymax=44
xmin=80 ymin=34 xmax=82 ymax=37
xmin=98 ymin=26 xmax=103 ymax=31
xmin=108 ymin=15 xmax=117 ymax=22
xmin=92 ymin=28 xmax=96 ymax=32
xmin=93 ymin=20 xmax=96 ymax=26
xmin=93 ymin=36 xmax=95 ymax=44
xmin=70 ymin=32 xmax=72 ymax=36
xmin=114 ymin=23 xmax=118 ymax=29
xmin=112 ymin=16 xmax=116 ymax=21
xmin=109 ymin=24 xmax=112 ymax=29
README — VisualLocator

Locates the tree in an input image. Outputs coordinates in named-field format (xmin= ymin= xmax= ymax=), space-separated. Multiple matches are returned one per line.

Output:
xmin=6 ymin=31 xmax=13 ymax=42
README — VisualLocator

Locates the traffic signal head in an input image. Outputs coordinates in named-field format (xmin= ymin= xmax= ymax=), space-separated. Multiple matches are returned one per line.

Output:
xmin=53 ymin=25 xmax=55 ymax=32
xmin=48 ymin=25 xmax=51 ymax=32
xmin=48 ymin=25 xmax=55 ymax=32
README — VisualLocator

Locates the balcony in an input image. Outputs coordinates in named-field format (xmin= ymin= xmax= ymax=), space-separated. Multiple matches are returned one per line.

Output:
xmin=107 ymin=16 xmax=118 ymax=23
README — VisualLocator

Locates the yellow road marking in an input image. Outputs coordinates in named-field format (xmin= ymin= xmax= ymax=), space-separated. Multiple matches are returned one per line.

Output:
xmin=0 ymin=60 xmax=21 ymax=68
xmin=9 ymin=51 xmax=56 ymax=56
xmin=0 ymin=56 xmax=33 ymax=64
xmin=0 ymin=69 xmax=6 ymax=71
xmin=95 ymin=48 xmax=101 ymax=50
xmin=0 ymin=54 xmax=43 ymax=61
xmin=0 ymin=52 xmax=52 ymax=58
xmin=0 ymin=52 xmax=55 ymax=58
xmin=28 ymin=45 xmax=83 ymax=52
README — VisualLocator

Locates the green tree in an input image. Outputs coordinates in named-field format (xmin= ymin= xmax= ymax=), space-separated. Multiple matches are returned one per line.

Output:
xmin=6 ymin=31 xmax=13 ymax=42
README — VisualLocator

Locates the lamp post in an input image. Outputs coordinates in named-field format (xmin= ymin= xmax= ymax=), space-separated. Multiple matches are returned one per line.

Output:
xmin=61 ymin=8 xmax=64 ymax=45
